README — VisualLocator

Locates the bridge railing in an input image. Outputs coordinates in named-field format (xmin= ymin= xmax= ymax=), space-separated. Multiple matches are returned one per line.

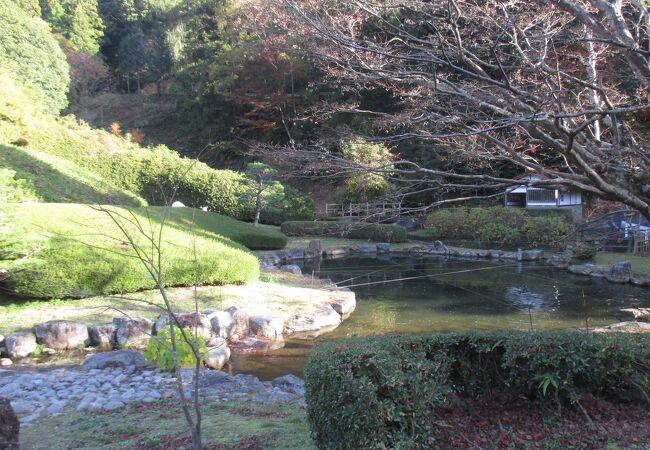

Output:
xmin=323 ymin=202 xmax=402 ymax=219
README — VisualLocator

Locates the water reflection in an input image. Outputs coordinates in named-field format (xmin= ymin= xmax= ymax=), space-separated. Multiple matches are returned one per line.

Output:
xmin=232 ymin=256 xmax=650 ymax=380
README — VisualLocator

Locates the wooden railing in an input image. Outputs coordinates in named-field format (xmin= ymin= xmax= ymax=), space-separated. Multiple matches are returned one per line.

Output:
xmin=633 ymin=230 xmax=650 ymax=256
xmin=323 ymin=202 xmax=402 ymax=219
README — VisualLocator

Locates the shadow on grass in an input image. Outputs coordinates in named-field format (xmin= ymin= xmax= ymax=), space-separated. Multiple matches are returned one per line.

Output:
xmin=0 ymin=143 xmax=142 ymax=206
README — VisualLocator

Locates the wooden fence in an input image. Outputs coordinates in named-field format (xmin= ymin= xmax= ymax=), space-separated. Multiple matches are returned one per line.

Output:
xmin=323 ymin=202 xmax=402 ymax=219
xmin=633 ymin=230 xmax=650 ymax=256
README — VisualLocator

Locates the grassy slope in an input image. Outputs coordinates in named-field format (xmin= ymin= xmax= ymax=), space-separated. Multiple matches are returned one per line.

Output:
xmin=0 ymin=143 xmax=146 ymax=206
xmin=163 ymin=207 xmax=287 ymax=250
xmin=20 ymin=399 xmax=314 ymax=450
xmin=0 ymin=204 xmax=265 ymax=298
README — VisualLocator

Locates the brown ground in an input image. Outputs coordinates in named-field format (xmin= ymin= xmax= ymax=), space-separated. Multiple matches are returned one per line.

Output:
xmin=430 ymin=393 xmax=650 ymax=449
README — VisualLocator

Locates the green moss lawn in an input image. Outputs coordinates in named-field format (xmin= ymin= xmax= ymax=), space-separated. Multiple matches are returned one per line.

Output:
xmin=0 ymin=204 xmax=290 ymax=298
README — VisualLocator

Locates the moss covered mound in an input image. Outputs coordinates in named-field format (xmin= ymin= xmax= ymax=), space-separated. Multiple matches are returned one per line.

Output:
xmin=0 ymin=204 xmax=272 ymax=298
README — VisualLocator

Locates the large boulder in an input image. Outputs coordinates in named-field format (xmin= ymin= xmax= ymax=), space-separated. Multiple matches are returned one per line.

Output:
xmin=518 ymin=249 xmax=544 ymax=261
xmin=225 ymin=307 xmax=249 ymax=337
xmin=548 ymin=254 xmax=572 ymax=269
xmin=329 ymin=290 xmax=356 ymax=317
xmin=285 ymin=248 xmax=305 ymax=261
xmin=0 ymin=397 xmax=19 ymax=450
xmin=280 ymin=264 xmax=302 ymax=275
xmin=606 ymin=261 xmax=632 ymax=283
xmin=88 ymin=323 xmax=116 ymax=349
xmin=207 ymin=311 xmax=236 ymax=339
xmin=82 ymin=349 xmax=146 ymax=370
xmin=285 ymin=305 xmax=341 ymax=335
xmin=376 ymin=243 xmax=391 ymax=253
xmin=113 ymin=317 xmax=154 ymax=348
xmin=259 ymin=254 xmax=281 ymax=266
xmin=271 ymin=374 xmax=305 ymax=394
xmin=4 ymin=332 xmax=37 ymax=359
xmin=567 ymin=264 xmax=608 ymax=277
xmin=305 ymin=240 xmax=322 ymax=259
xmin=34 ymin=320 xmax=89 ymax=350
xmin=249 ymin=316 xmax=285 ymax=339
xmin=229 ymin=336 xmax=285 ymax=354
xmin=349 ymin=245 xmax=377 ymax=255
xmin=616 ymin=308 xmax=650 ymax=322
xmin=204 ymin=342 xmax=231 ymax=370
xmin=433 ymin=240 xmax=449 ymax=254
xmin=154 ymin=312 xmax=214 ymax=343
xmin=323 ymin=248 xmax=348 ymax=257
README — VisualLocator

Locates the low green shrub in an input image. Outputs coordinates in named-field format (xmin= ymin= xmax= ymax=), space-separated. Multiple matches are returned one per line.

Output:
xmin=0 ymin=204 xmax=262 ymax=298
xmin=144 ymin=325 xmax=207 ymax=372
xmin=425 ymin=207 xmax=573 ymax=249
xmin=573 ymin=242 xmax=598 ymax=260
xmin=305 ymin=332 xmax=650 ymax=450
xmin=280 ymin=221 xmax=407 ymax=243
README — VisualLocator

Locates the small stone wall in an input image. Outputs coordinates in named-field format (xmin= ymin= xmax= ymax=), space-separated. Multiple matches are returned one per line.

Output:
xmin=261 ymin=240 xmax=650 ymax=288
xmin=0 ymin=280 xmax=356 ymax=369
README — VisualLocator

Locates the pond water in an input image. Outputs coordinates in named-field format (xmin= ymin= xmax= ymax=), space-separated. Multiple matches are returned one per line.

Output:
xmin=230 ymin=255 xmax=650 ymax=380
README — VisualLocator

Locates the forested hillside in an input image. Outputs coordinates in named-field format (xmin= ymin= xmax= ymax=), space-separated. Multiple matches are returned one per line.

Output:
xmin=2 ymin=0 xmax=649 ymax=212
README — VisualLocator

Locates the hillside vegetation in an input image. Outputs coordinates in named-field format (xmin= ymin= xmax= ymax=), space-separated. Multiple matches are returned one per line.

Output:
xmin=0 ymin=204 xmax=272 ymax=298
xmin=0 ymin=0 xmax=70 ymax=113
xmin=0 ymin=74 xmax=312 ymax=223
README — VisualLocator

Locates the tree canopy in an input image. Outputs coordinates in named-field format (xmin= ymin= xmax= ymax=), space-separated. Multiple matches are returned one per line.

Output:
xmin=269 ymin=0 xmax=650 ymax=219
xmin=0 ymin=0 xmax=70 ymax=113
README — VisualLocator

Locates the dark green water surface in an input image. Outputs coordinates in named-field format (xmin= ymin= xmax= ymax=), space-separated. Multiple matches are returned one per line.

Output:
xmin=230 ymin=256 xmax=650 ymax=380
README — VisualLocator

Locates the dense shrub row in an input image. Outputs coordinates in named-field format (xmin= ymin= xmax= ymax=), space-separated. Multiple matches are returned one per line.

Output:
xmin=280 ymin=221 xmax=408 ymax=242
xmin=305 ymin=332 xmax=650 ymax=450
xmin=0 ymin=1 xmax=70 ymax=113
xmin=425 ymin=207 xmax=572 ymax=249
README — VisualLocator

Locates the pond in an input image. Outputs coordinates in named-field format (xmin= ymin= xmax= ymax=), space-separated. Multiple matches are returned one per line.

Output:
xmin=230 ymin=255 xmax=650 ymax=380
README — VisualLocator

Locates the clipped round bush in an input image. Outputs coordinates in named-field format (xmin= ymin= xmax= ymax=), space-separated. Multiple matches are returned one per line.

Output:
xmin=573 ymin=242 xmax=598 ymax=260
xmin=305 ymin=332 xmax=650 ymax=450
xmin=0 ymin=0 xmax=70 ymax=113
xmin=425 ymin=207 xmax=573 ymax=249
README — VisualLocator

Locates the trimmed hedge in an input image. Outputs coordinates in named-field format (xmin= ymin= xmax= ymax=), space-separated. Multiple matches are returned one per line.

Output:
xmin=305 ymin=332 xmax=650 ymax=450
xmin=280 ymin=221 xmax=407 ymax=243
xmin=425 ymin=207 xmax=572 ymax=249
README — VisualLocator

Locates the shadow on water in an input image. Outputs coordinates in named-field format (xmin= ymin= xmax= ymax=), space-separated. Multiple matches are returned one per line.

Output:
xmin=232 ymin=255 xmax=650 ymax=380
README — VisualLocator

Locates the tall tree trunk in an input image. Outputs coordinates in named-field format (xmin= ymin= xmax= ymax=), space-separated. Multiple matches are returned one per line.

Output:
xmin=254 ymin=177 xmax=263 ymax=226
